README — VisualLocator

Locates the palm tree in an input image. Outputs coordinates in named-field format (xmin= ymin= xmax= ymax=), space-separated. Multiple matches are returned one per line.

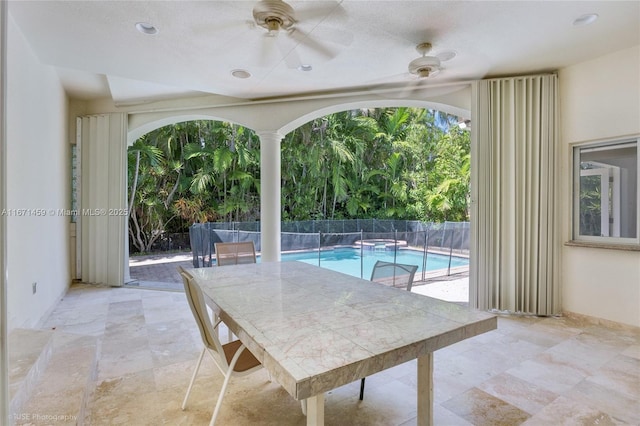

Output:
xmin=129 ymin=108 xmax=472 ymax=252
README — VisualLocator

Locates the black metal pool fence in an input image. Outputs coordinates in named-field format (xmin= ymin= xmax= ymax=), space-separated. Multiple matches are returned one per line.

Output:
xmin=189 ymin=220 xmax=469 ymax=281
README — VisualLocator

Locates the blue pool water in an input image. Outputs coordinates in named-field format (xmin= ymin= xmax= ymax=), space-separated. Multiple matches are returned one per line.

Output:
xmin=275 ymin=248 xmax=468 ymax=279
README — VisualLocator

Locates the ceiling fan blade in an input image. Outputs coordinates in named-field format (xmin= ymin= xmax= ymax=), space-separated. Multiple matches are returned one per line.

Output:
xmin=276 ymin=36 xmax=302 ymax=69
xmin=436 ymin=51 xmax=457 ymax=62
xmin=397 ymin=77 xmax=424 ymax=98
xmin=305 ymin=24 xmax=354 ymax=47
xmin=295 ymin=0 xmax=346 ymax=21
xmin=258 ymin=34 xmax=279 ymax=67
xmin=286 ymin=27 xmax=335 ymax=59
xmin=364 ymin=73 xmax=425 ymax=99
xmin=204 ymin=20 xmax=258 ymax=56
xmin=257 ymin=31 xmax=301 ymax=69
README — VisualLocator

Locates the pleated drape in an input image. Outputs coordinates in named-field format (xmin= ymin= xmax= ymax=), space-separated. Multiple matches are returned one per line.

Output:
xmin=78 ymin=113 xmax=127 ymax=286
xmin=470 ymin=75 xmax=560 ymax=315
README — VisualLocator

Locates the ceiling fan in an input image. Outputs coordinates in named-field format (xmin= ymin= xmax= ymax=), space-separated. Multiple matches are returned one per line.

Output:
xmin=407 ymin=42 xmax=449 ymax=78
xmin=368 ymin=42 xmax=456 ymax=97
xmin=252 ymin=0 xmax=297 ymax=35
xmin=249 ymin=0 xmax=351 ymax=67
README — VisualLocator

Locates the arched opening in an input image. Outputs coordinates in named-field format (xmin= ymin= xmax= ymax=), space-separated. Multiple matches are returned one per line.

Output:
xmin=279 ymin=107 xmax=470 ymax=222
xmin=126 ymin=118 xmax=261 ymax=289
xmin=127 ymin=105 xmax=471 ymax=301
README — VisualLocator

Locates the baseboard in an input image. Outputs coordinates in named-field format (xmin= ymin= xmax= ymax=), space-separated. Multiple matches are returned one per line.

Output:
xmin=562 ymin=310 xmax=640 ymax=331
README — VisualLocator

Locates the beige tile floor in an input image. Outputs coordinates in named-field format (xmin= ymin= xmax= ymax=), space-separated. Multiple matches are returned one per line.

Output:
xmin=10 ymin=257 xmax=640 ymax=426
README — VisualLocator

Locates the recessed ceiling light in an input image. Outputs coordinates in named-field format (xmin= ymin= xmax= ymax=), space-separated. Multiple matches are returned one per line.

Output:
xmin=298 ymin=64 xmax=313 ymax=72
xmin=573 ymin=14 xmax=598 ymax=26
xmin=231 ymin=69 xmax=252 ymax=79
xmin=135 ymin=22 xmax=158 ymax=35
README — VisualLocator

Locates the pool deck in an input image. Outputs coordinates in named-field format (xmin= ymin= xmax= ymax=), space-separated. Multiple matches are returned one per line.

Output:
xmin=128 ymin=251 xmax=470 ymax=303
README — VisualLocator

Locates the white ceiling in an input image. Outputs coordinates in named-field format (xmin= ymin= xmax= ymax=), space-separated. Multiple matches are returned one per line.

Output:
xmin=8 ymin=1 xmax=640 ymax=105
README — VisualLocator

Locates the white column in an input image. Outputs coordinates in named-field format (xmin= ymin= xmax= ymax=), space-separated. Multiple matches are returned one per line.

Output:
xmin=257 ymin=131 xmax=283 ymax=262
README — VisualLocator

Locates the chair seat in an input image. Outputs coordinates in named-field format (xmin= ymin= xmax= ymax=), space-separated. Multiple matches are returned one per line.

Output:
xmin=222 ymin=340 xmax=261 ymax=373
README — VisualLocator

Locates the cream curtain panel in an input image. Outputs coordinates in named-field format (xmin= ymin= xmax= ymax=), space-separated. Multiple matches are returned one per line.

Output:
xmin=78 ymin=114 xmax=127 ymax=286
xmin=0 ymin=1 xmax=9 ymax=422
xmin=470 ymin=75 xmax=560 ymax=316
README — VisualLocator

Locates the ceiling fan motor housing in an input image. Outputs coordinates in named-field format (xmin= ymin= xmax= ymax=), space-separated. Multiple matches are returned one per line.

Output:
xmin=253 ymin=0 xmax=296 ymax=32
xmin=408 ymin=56 xmax=441 ymax=77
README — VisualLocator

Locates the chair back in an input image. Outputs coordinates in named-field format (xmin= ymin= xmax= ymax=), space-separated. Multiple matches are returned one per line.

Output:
xmin=178 ymin=267 xmax=228 ymax=369
xmin=215 ymin=241 xmax=256 ymax=266
xmin=370 ymin=260 xmax=418 ymax=291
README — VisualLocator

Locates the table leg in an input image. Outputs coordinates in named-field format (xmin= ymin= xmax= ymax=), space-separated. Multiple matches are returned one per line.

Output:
xmin=417 ymin=352 xmax=434 ymax=426
xmin=306 ymin=393 xmax=325 ymax=426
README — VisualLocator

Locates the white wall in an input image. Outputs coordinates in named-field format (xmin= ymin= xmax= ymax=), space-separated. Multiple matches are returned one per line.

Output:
xmin=559 ymin=45 xmax=640 ymax=327
xmin=6 ymin=16 xmax=70 ymax=329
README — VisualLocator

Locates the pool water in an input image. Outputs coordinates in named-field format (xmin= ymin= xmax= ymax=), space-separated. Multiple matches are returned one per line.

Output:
xmin=276 ymin=248 xmax=468 ymax=279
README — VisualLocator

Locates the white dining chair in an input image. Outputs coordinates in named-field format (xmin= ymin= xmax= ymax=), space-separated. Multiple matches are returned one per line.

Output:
xmin=178 ymin=266 xmax=263 ymax=426
xmin=359 ymin=260 xmax=418 ymax=400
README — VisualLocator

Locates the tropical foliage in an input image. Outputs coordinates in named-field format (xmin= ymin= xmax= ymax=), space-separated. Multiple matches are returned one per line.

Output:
xmin=127 ymin=108 xmax=470 ymax=252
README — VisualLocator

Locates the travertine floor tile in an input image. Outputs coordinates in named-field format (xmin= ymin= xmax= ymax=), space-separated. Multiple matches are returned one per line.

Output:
xmin=10 ymin=257 xmax=640 ymax=426
xmin=477 ymin=372 xmax=557 ymax=415
xmin=522 ymin=395 xmax=624 ymax=426
xmin=442 ymin=387 xmax=531 ymax=425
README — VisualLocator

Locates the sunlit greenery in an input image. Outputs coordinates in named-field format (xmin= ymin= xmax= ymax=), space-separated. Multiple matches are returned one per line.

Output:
xmin=128 ymin=108 xmax=470 ymax=252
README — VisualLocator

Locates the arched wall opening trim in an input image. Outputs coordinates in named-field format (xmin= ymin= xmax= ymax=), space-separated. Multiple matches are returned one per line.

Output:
xmin=127 ymin=114 xmax=255 ymax=145
xmin=127 ymin=83 xmax=472 ymax=143
xmin=125 ymin=97 xmax=473 ymax=265
xmin=278 ymin=100 xmax=470 ymax=136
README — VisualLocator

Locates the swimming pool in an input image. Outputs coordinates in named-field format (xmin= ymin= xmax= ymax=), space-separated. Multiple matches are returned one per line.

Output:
xmin=276 ymin=248 xmax=468 ymax=279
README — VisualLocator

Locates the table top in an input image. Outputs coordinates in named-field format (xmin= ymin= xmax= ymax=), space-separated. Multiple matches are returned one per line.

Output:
xmin=189 ymin=261 xmax=496 ymax=400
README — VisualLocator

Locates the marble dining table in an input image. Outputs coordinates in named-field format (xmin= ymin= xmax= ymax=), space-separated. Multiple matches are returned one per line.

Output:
xmin=188 ymin=261 xmax=497 ymax=426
